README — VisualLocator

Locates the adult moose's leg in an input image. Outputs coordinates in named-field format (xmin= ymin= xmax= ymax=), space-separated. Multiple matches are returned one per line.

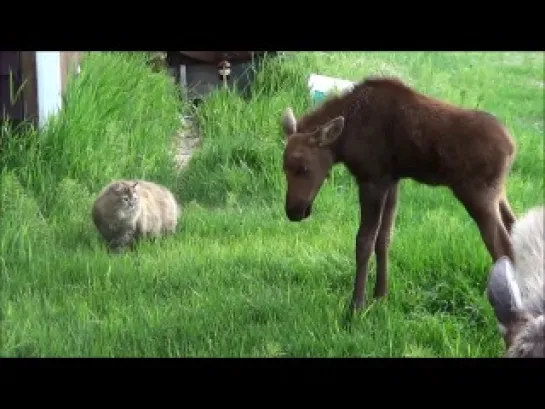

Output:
xmin=374 ymin=182 xmax=399 ymax=299
xmin=453 ymin=186 xmax=514 ymax=262
xmin=351 ymin=182 xmax=390 ymax=311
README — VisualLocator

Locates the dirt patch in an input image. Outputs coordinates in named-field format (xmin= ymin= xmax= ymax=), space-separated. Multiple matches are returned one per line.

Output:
xmin=172 ymin=115 xmax=202 ymax=171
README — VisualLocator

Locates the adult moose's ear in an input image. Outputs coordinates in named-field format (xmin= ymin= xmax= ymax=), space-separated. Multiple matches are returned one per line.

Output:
xmin=486 ymin=256 xmax=524 ymax=336
xmin=281 ymin=107 xmax=297 ymax=137
xmin=315 ymin=116 xmax=344 ymax=147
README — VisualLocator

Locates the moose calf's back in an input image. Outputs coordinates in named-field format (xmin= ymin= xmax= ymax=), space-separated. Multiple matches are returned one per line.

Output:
xmin=336 ymin=78 xmax=516 ymax=187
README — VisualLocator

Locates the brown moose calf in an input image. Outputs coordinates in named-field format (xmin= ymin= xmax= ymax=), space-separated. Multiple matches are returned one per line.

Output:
xmin=280 ymin=76 xmax=517 ymax=312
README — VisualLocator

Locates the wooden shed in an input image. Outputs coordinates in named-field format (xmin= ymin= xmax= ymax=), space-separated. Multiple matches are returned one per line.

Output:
xmin=0 ymin=51 xmax=82 ymax=129
xmin=166 ymin=51 xmax=278 ymax=104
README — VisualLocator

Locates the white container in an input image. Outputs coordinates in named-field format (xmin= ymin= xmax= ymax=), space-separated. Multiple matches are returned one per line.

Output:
xmin=308 ymin=73 xmax=355 ymax=104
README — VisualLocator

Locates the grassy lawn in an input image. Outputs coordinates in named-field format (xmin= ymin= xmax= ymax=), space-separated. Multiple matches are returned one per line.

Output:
xmin=1 ymin=51 xmax=543 ymax=357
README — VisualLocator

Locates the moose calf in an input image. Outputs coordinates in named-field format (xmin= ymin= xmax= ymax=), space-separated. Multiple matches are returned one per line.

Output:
xmin=280 ymin=76 xmax=517 ymax=311
xmin=487 ymin=206 xmax=544 ymax=358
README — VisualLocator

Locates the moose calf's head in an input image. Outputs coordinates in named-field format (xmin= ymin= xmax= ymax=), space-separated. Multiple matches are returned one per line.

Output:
xmin=280 ymin=107 xmax=345 ymax=222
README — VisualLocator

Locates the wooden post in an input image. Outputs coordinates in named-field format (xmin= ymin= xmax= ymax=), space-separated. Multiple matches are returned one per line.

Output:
xmin=19 ymin=51 xmax=38 ymax=124
xmin=60 ymin=52 xmax=82 ymax=93
xmin=2 ymin=52 xmax=83 ymax=128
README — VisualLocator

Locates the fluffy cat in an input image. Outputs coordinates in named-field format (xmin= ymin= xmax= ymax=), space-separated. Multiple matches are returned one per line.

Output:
xmin=91 ymin=179 xmax=181 ymax=251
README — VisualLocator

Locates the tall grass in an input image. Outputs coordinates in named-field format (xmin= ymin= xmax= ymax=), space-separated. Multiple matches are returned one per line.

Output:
xmin=1 ymin=52 xmax=182 ymax=215
xmin=0 ymin=51 xmax=543 ymax=357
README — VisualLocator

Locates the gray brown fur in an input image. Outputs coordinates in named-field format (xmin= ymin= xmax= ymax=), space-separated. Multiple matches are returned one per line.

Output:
xmin=280 ymin=76 xmax=517 ymax=312
xmin=91 ymin=179 xmax=181 ymax=251
xmin=487 ymin=206 xmax=544 ymax=358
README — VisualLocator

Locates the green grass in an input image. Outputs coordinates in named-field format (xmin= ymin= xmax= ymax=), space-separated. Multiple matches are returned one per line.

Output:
xmin=0 ymin=51 xmax=543 ymax=357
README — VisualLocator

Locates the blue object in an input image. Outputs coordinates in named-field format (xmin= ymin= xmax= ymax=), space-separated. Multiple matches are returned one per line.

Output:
xmin=311 ymin=90 xmax=327 ymax=104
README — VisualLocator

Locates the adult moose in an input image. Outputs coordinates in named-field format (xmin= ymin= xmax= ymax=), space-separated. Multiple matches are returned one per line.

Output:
xmin=280 ymin=76 xmax=517 ymax=312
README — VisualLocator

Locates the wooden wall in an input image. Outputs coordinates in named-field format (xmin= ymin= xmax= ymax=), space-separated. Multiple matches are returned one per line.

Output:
xmin=0 ymin=51 xmax=83 ymax=127
xmin=60 ymin=52 xmax=83 ymax=92
xmin=19 ymin=52 xmax=38 ymax=123
xmin=0 ymin=51 xmax=26 ymax=123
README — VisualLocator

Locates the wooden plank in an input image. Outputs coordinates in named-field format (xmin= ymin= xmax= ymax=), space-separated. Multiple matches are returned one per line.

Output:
xmin=0 ymin=51 xmax=24 ymax=122
xmin=60 ymin=52 xmax=82 ymax=94
xmin=19 ymin=52 xmax=38 ymax=123
xmin=0 ymin=51 xmax=19 ymax=75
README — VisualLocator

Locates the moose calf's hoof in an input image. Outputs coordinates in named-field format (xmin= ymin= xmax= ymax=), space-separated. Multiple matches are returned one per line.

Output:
xmin=351 ymin=298 xmax=366 ymax=312
xmin=373 ymin=289 xmax=387 ymax=299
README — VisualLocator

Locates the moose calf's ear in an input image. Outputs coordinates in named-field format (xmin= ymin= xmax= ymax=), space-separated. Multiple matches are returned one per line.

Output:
xmin=281 ymin=107 xmax=297 ymax=137
xmin=316 ymin=116 xmax=345 ymax=147
xmin=487 ymin=256 xmax=523 ymax=334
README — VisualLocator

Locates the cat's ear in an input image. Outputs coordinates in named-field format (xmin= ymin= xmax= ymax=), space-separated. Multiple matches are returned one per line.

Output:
xmin=112 ymin=182 xmax=124 ymax=193
xmin=132 ymin=181 xmax=138 ymax=189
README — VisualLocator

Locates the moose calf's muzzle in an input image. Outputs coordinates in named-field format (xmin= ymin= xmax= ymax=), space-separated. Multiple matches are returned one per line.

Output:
xmin=285 ymin=201 xmax=312 ymax=222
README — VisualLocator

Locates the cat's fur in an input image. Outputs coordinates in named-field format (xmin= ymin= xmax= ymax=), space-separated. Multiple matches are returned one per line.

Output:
xmin=487 ymin=206 xmax=544 ymax=357
xmin=91 ymin=179 xmax=181 ymax=251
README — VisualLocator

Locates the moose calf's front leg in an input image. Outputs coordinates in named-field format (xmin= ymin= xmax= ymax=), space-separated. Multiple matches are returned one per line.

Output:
xmin=374 ymin=183 xmax=399 ymax=299
xmin=351 ymin=183 xmax=389 ymax=311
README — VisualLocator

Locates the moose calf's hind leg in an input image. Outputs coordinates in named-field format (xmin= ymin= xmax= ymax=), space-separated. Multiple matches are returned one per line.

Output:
xmin=499 ymin=194 xmax=516 ymax=235
xmin=373 ymin=183 xmax=399 ymax=299
xmin=455 ymin=189 xmax=514 ymax=262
